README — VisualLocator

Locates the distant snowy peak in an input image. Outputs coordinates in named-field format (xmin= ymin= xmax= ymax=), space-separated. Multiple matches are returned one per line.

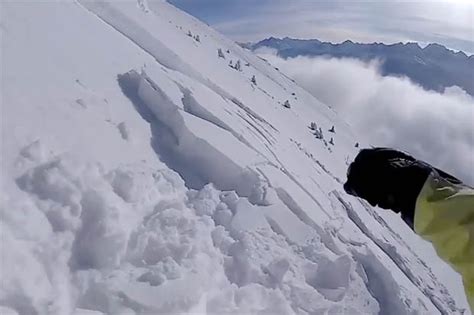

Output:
xmin=249 ymin=37 xmax=474 ymax=96
xmin=251 ymin=37 xmax=471 ymax=58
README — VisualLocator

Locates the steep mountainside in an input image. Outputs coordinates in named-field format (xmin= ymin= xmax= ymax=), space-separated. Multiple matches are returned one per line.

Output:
xmin=1 ymin=1 xmax=468 ymax=314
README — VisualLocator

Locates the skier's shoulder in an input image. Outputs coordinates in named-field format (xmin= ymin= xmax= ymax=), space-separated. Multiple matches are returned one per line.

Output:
xmin=354 ymin=147 xmax=416 ymax=168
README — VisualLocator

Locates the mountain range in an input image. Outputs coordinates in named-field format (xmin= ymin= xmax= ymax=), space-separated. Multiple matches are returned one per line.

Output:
xmin=247 ymin=37 xmax=474 ymax=96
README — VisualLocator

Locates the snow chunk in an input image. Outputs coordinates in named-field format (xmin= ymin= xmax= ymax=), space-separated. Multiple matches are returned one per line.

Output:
xmin=304 ymin=255 xmax=352 ymax=302
xmin=187 ymin=184 xmax=220 ymax=217
xmin=265 ymin=258 xmax=290 ymax=285
xmin=229 ymin=199 xmax=270 ymax=234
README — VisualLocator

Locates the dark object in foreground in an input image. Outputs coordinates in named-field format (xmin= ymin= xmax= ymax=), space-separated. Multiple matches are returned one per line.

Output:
xmin=344 ymin=147 xmax=473 ymax=311
xmin=343 ymin=147 xmax=460 ymax=227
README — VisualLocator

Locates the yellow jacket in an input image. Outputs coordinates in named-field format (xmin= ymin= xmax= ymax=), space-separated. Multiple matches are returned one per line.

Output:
xmin=415 ymin=173 xmax=474 ymax=312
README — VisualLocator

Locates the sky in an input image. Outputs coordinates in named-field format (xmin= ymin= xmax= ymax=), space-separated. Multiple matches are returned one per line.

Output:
xmin=169 ymin=0 xmax=474 ymax=53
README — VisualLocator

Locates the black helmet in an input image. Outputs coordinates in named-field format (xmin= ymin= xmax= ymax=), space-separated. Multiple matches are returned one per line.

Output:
xmin=344 ymin=148 xmax=431 ymax=222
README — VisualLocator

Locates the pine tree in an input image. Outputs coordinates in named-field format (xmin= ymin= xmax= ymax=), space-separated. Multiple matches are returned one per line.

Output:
xmin=329 ymin=137 xmax=334 ymax=145
xmin=317 ymin=127 xmax=324 ymax=139
xmin=234 ymin=60 xmax=241 ymax=71
xmin=251 ymin=75 xmax=257 ymax=85
xmin=187 ymin=30 xmax=192 ymax=37
xmin=283 ymin=100 xmax=291 ymax=108
xmin=218 ymin=48 xmax=225 ymax=59
xmin=329 ymin=126 xmax=335 ymax=133
xmin=194 ymin=34 xmax=200 ymax=42
xmin=310 ymin=122 xmax=317 ymax=130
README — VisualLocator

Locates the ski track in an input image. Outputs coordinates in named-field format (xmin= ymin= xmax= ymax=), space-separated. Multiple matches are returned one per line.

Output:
xmin=290 ymin=138 xmax=343 ymax=184
xmin=333 ymin=191 xmax=457 ymax=315
xmin=178 ymin=84 xmax=276 ymax=165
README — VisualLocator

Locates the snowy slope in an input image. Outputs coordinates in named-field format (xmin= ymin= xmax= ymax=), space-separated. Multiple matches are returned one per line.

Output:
xmin=0 ymin=1 xmax=468 ymax=314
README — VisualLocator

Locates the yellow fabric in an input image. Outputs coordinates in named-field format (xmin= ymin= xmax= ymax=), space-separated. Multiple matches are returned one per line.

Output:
xmin=414 ymin=173 xmax=474 ymax=312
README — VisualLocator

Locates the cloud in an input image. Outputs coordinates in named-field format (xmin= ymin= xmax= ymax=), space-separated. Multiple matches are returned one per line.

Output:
xmin=256 ymin=49 xmax=474 ymax=185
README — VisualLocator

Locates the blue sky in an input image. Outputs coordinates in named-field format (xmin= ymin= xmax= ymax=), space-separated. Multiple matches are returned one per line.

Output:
xmin=169 ymin=0 xmax=474 ymax=53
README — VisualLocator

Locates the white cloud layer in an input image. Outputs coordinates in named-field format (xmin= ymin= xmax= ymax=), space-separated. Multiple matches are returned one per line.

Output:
xmin=257 ymin=49 xmax=474 ymax=185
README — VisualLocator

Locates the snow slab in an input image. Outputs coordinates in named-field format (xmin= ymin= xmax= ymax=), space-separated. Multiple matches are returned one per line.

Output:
xmin=1 ymin=0 xmax=469 ymax=314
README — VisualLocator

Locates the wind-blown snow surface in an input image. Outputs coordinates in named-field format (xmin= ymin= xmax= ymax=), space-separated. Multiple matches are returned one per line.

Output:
xmin=0 ymin=1 xmax=468 ymax=314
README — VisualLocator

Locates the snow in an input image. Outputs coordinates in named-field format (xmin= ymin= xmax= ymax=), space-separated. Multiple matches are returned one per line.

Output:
xmin=1 ymin=0 xmax=469 ymax=314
